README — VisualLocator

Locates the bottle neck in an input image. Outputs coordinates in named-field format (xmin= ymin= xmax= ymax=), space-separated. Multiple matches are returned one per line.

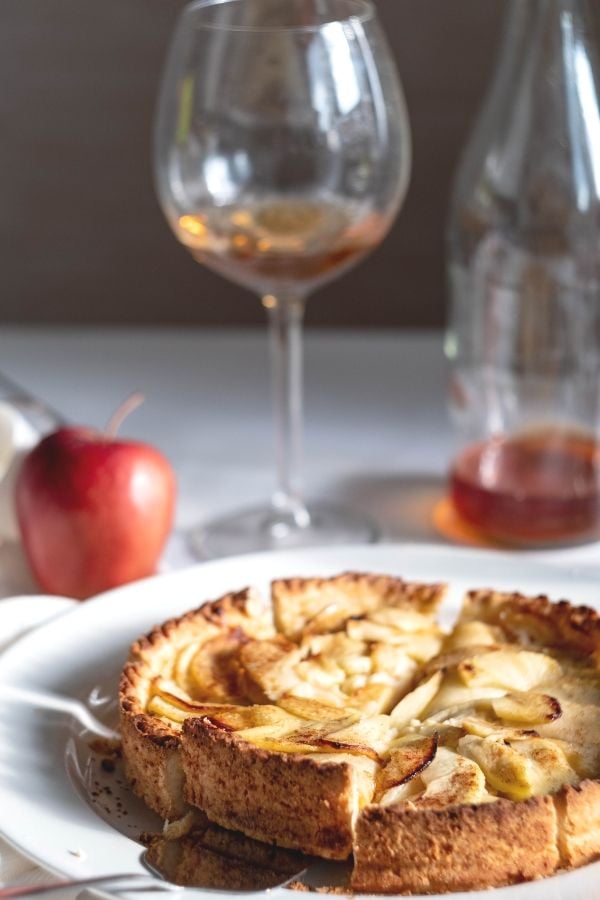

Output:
xmin=499 ymin=0 xmax=595 ymax=73
xmin=466 ymin=0 xmax=600 ymax=198
xmin=449 ymin=0 xmax=600 ymax=256
xmin=504 ymin=0 xmax=591 ymax=31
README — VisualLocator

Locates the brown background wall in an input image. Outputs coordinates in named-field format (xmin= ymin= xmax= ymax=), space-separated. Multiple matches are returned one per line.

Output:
xmin=0 ymin=1 xmax=529 ymax=327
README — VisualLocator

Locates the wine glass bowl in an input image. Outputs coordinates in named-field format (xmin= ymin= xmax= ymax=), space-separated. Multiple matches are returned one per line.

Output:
xmin=175 ymin=202 xmax=391 ymax=300
xmin=155 ymin=0 xmax=411 ymax=556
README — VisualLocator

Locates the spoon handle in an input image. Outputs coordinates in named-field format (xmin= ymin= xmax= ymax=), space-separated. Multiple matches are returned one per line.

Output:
xmin=0 ymin=370 xmax=66 ymax=431
xmin=3 ymin=684 xmax=119 ymax=740
xmin=0 ymin=873 xmax=181 ymax=896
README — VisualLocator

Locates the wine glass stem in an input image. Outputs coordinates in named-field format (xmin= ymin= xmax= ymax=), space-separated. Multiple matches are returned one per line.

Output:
xmin=263 ymin=292 xmax=311 ymax=528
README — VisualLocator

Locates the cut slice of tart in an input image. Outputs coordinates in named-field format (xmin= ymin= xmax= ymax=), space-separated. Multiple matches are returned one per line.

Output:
xmin=351 ymin=588 xmax=600 ymax=893
xmin=181 ymin=718 xmax=376 ymax=859
xmin=141 ymin=810 xmax=306 ymax=891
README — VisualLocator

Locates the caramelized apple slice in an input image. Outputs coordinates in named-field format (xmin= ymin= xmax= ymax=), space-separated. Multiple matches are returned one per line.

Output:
xmin=201 ymin=704 xmax=302 ymax=732
xmin=294 ymin=656 xmax=346 ymax=688
xmin=346 ymin=621 xmax=442 ymax=661
xmin=237 ymin=711 xmax=372 ymax=755
xmin=416 ymin=746 xmax=490 ymax=807
xmin=235 ymin=711 xmax=321 ymax=753
xmin=379 ymin=777 xmax=424 ymax=807
xmin=389 ymin=671 xmax=442 ymax=728
xmin=301 ymin=632 xmax=367 ymax=665
xmin=152 ymin=677 xmax=197 ymax=704
xmin=272 ymin=581 xmax=358 ymax=638
xmin=457 ymin=649 xmax=562 ymax=691
xmin=448 ymin=714 xmax=538 ymax=741
xmin=370 ymin=644 xmax=416 ymax=682
xmin=442 ymin=620 xmax=504 ymax=651
xmin=275 ymin=716 xmax=359 ymax=749
xmin=349 ymin=682 xmax=404 ymax=716
xmin=148 ymin=682 xmax=241 ymax=722
xmin=375 ymin=735 xmax=438 ymax=799
xmin=368 ymin=608 xmax=441 ymax=632
xmin=314 ymin=715 xmax=397 ymax=761
xmin=173 ymin=634 xmax=218 ymax=693
xmin=503 ymin=736 xmax=579 ymax=797
xmin=459 ymin=734 xmax=578 ymax=800
xmin=238 ymin=710 xmax=392 ymax=759
xmin=147 ymin=692 xmax=296 ymax=733
xmin=273 ymin=574 xmax=437 ymax=639
xmin=147 ymin=694 xmax=191 ymax=724
xmin=277 ymin=694 xmax=348 ymax=721
xmin=424 ymin=644 xmax=500 ymax=676
xmin=491 ymin=692 xmax=562 ymax=724
xmin=426 ymin=678 xmax=508 ymax=714
xmin=399 ymin=633 xmax=444 ymax=663
xmin=238 ymin=636 xmax=303 ymax=700
xmin=188 ymin=634 xmax=249 ymax=703
xmin=284 ymin=680 xmax=346 ymax=706
xmin=430 ymin=723 xmax=465 ymax=751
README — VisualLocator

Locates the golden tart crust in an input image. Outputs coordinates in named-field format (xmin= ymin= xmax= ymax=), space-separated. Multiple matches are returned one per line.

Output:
xmin=120 ymin=576 xmax=600 ymax=893
xmin=119 ymin=588 xmax=272 ymax=819
xmin=352 ymin=793 xmax=560 ymax=893
xmin=181 ymin=720 xmax=361 ymax=859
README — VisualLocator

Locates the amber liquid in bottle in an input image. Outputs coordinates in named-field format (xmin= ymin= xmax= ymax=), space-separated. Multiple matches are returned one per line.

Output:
xmin=450 ymin=429 xmax=600 ymax=545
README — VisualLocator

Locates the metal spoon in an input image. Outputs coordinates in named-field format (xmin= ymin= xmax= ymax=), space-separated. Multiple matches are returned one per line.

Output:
xmin=3 ymin=684 xmax=119 ymax=740
xmin=0 ymin=868 xmax=180 ymax=897
xmin=0 ymin=846 xmax=306 ymax=897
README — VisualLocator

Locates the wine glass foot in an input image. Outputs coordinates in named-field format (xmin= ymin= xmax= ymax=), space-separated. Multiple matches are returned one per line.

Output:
xmin=189 ymin=502 xmax=379 ymax=559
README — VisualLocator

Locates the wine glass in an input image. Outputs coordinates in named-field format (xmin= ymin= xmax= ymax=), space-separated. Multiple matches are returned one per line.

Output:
xmin=155 ymin=0 xmax=411 ymax=558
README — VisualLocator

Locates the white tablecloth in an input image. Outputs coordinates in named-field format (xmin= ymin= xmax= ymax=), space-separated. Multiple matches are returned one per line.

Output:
xmin=2 ymin=326 xmax=600 ymax=895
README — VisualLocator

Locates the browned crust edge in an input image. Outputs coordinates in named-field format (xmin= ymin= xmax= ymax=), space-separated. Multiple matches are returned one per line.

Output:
xmin=352 ymin=778 xmax=600 ymax=894
xmin=127 ymin=588 xmax=266 ymax=666
xmin=462 ymin=589 xmax=600 ymax=664
xmin=556 ymin=779 xmax=600 ymax=869
xmin=273 ymin=572 xmax=446 ymax=611
xmin=272 ymin=572 xmax=447 ymax=640
xmin=181 ymin=717 xmax=357 ymax=860
xmin=120 ymin=701 xmax=186 ymax=820
xmin=352 ymin=794 xmax=560 ymax=894
xmin=119 ymin=589 xmax=267 ymax=817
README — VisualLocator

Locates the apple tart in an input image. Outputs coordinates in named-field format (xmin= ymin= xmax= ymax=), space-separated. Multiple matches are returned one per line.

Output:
xmin=120 ymin=573 xmax=600 ymax=894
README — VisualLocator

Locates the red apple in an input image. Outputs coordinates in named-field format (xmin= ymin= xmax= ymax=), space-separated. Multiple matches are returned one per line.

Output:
xmin=16 ymin=426 xmax=176 ymax=599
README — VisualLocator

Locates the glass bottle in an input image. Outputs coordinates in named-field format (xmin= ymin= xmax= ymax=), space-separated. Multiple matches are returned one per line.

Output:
xmin=446 ymin=0 xmax=600 ymax=546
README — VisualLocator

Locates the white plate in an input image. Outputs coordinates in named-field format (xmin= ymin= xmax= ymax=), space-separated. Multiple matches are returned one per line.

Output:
xmin=0 ymin=593 xmax=76 ymax=651
xmin=1 ymin=542 xmax=600 ymax=900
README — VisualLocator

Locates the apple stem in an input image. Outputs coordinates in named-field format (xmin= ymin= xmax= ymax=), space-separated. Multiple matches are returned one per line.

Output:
xmin=105 ymin=392 xmax=145 ymax=437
